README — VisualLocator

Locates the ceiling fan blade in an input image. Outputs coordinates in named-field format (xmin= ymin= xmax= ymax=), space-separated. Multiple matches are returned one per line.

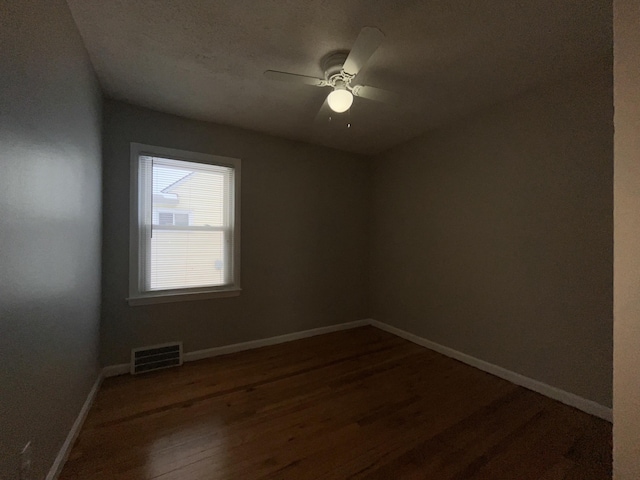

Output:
xmin=343 ymin=27 xmax=384 ymax=76
xmin=264 ymin=70 xmax=325 ymax=87
xmin=353 ymin=85 xmax=399 ymax=105
xmin=314 ymin=98 xmax=333 ymax=126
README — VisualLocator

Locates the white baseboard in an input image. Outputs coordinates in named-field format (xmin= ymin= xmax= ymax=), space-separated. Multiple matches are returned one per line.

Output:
xmin=369 ymin=320 xmax=612 ymax=422
xmin=46 ymin=372 xmax=103 ymax=480
xmin=103 ymin=319 xmax=371 ymax=378
xmin=101 ymin=317 xmax=612 ymax=422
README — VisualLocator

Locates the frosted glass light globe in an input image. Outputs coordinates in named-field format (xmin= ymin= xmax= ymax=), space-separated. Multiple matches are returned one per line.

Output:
xmin=327 ymin=89 xmax=354 ymax=113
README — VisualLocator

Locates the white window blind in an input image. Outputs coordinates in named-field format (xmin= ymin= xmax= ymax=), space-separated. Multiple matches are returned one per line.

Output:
xmin=137 ymin=155 xmax=236 ymax=292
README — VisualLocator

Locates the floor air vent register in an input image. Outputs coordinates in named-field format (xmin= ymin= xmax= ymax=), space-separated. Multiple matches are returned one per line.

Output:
xmin=131 ymin=342 xmax=183 ymax=374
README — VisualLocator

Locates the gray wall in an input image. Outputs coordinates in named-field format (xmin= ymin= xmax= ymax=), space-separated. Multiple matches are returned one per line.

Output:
xmin=370 ymin=59 xmax=613 ymax=406
xmin=0 ymin=1 xmax=102 ymax=479
xmin=101 ymin=100 xmax=370 ymax=366
xmin=613 ymin=0 xmax=640 ymax=476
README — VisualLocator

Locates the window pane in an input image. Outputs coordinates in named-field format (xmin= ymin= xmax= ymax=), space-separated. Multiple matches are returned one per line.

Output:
xmin=152 ymin=164 xmax=226 ymax=228
xmin=137 ymin=152 xmax=235 ymax=293
xmin=149 ymin=230 xmax=226 ymax=290
xmin=183 ymin=171 xmax=225 ymax=227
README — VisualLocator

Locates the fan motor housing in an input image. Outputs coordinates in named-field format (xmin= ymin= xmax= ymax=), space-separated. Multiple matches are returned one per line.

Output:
xmin=321 ymin=51 xmax=349 ymax=80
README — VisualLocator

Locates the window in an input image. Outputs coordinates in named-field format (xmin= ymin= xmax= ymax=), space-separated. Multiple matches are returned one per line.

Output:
xmin=129 ymin=143 xmax=241 ymax=305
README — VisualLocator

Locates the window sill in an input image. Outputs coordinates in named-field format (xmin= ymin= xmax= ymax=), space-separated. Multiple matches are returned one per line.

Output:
xmin=127 ymin=288 xmax=241 ymax=306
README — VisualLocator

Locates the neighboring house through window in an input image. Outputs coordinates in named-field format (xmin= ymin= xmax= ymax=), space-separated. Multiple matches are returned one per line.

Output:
xmin=129 ymin=143 xmax=241 ymax=305
xmin=155 ymin=210 xmax=191 ymax=226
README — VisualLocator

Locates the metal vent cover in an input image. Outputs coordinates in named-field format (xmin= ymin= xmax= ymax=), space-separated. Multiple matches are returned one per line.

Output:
xmin=131 ymin=342 xmax=183 ymax=374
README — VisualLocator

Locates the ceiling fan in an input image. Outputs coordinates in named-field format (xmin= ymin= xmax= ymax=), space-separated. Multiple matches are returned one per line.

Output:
xmin=264 ymin=27 xmax=397 ymax=117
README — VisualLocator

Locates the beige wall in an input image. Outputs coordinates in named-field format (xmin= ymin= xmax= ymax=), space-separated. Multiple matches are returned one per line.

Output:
xmin=613 ymin=0 xmax=640 ymax=476
xmin=371 ymin=59 xmax=613 ymax=407
xmin=101 ymin=100 xmax=370 ymax=365
xmin=0 ymin=1 xmax=102 ymax=478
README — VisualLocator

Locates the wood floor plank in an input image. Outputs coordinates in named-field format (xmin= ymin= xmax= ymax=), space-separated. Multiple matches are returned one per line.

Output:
xmin=59 ymin=326 xmax=612 ymax=479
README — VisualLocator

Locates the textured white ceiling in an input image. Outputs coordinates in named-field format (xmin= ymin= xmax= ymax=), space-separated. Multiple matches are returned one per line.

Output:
xmin=66 ymin=0 xmax=611 ymax=154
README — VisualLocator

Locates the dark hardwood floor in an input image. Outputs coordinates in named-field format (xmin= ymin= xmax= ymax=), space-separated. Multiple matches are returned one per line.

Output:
xmin=59 ymin=326 xmax=612 ymax=479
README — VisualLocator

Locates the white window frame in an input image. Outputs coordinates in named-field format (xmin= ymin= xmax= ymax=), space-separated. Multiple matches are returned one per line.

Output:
xmin=128 ymin=143 xmax=241 ymax=306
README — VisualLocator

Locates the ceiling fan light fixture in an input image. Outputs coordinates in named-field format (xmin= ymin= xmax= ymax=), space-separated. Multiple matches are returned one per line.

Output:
xmin=327 ymin=88 xmax=353 ymax=113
